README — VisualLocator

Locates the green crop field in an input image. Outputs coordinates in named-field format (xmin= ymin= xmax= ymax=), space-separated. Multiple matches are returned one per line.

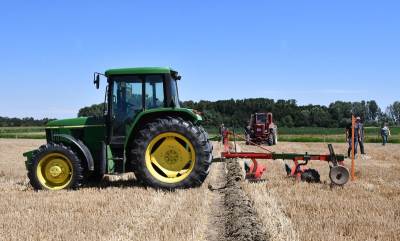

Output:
xmin=1 ymin=126 xmax=399 ymax=143
xmin=278 ymin=127 xmax=400 ymax=143
xmin=0 ymin=127 xmax=45 ymax=139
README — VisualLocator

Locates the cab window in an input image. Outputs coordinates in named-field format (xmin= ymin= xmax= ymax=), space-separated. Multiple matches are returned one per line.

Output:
xmin=256 ymin=114 xmax=266 ymax=124
xmin=112 ymin=76 xmax=143 ymax=136
xmin=145 ymin=75 xmax=164 ymax=109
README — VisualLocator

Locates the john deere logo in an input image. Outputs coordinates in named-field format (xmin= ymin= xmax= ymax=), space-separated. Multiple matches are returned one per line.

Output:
xmin=165 ymin=149 xmax=179 ymax=164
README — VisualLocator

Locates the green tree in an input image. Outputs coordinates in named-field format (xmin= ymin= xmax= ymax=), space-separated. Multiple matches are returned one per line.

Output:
xmin=351 ymin=101 xmax=368 ymax=120
xmin=78 ymin=103 xmax=104 ymax=117
xmin=281 ymin=115 xmax=294 ymax=127
xmin=388 ymin=101 xmax=400 ymax=125
xmin=328 ymin=101 xmax=352 ymax=127
xmin=367 ymin=100 xmax=380 ymax=121
xmin=310 ymin=106 xmax=331 ymax=127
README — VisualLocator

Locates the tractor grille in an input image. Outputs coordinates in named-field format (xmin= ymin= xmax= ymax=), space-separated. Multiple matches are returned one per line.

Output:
xmin=46 ymin=129 xmax=60 ymax=143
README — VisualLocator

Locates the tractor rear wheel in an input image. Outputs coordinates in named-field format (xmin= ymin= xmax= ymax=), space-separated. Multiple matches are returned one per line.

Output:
xmin=129 ymin=116 xmax=212 ymax=189
xmin=301 ymin=169 xmax=320 ymax=183
xmin=27 ymin=143 xmax=84 ymax=190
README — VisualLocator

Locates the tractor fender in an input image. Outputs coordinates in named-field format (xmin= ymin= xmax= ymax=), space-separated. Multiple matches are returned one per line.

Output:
xmin=125 ymin=108 xmax=201 ymax=146
xmin=53 ymin=134 xmax=94 ymax=171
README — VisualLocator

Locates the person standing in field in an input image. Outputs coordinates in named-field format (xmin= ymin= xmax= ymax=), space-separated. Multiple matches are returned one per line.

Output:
xmin=356 ymin=117 xmax=366 ymax=154
xmin=381 ymin=123 xmax=391 ymax=145
xmin=219 ymin=123 xmax=226 ymax=142
xmin=346 ymin=120 xmax=360 ymax=157
xmin=244 ymin=121 xmax=251 ymax=144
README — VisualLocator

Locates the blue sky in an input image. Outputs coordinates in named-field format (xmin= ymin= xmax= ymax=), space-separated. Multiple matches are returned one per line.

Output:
xmin=0 ymin=1 xmax=399 ymax=119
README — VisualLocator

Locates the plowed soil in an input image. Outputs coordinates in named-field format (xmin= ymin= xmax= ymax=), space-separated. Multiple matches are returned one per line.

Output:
xmin=207 ymin=143 xmax=269 ymax=241
xmin=224 ymin=159 xmax=268 ymax=241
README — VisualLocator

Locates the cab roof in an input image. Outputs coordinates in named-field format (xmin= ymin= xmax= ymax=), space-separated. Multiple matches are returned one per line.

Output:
xmin=105 ymin=67 xmax=173 ymax=77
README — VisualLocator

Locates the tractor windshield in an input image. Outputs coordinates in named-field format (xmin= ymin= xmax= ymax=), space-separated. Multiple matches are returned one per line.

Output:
xmin=256 ymin=114 xmax=267 ymax=124
xmin=170 ymin=78 xmax=180 ymax=108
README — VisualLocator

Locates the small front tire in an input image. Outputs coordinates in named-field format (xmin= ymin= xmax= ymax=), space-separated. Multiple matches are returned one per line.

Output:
xmin=27 ymin=143 xmax=84 ymax=190
xmin=267 ymin=134 xmax=274 ymax=146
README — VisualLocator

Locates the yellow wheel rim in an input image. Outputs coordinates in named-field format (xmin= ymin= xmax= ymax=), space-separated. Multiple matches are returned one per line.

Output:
xmin=145 ymin=132 xmax=196 ymax=184
xmin=36 ymin=153 xmax=73 ymax=190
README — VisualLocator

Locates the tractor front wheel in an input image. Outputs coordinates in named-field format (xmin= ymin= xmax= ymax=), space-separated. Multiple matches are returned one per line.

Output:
xmin=129 ymin=116 xmax=212 ymax=189
xmin=27 ymin=143 xmax=84 ymax=190
xmin=267 ymin=134 xmax=274 ymax=146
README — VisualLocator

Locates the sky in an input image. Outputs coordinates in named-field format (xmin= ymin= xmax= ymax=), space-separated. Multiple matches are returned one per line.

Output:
xmin=0 ymin=0 xmax=399 ymax=119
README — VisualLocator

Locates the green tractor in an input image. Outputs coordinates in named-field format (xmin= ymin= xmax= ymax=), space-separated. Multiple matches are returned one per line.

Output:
xmin=23 ymin=67 xmax=212 ymax=190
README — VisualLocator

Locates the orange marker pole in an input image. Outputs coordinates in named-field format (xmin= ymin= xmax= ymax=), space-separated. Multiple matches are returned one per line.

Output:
xmin=351 ymin=115 xmax=356 ymax=181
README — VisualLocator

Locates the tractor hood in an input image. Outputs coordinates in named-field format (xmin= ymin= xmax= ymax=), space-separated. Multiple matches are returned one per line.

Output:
xmin=46 ymin=117 xmax=105 ymax=128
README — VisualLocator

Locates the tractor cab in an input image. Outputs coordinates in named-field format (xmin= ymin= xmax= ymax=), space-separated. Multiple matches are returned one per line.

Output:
xmin=253 ymin=113 xmax=273 ymax=126
xmin=255 ymin=113 xmax=267 ymax=125
xmin=100 ymin=67 xmax=182 ymax=146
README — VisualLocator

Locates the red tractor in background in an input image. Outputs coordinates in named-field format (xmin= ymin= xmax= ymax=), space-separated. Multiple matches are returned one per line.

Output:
xmin=245 ymin=112 xmax=278 ymax=146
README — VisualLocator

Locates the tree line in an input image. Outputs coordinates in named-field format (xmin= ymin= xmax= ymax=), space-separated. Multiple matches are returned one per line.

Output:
xmin=2 ymin=99 xmax=399 ymax=128
xmin=182 ymin=99 xmax=400 ymax=128
xmin=77 ymin=99 xmax=400 ymax=128
xmin=0 ymin=117 xmax=55 ymax=127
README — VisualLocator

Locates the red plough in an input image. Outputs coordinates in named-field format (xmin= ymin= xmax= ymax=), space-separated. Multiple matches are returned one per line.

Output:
xmin=220 ymin=130 xmax=350 ymax=185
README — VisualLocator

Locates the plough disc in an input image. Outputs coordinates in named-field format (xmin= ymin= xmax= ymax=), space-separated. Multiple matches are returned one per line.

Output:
xmin=329 ymin=166 xmax=350 ymax=185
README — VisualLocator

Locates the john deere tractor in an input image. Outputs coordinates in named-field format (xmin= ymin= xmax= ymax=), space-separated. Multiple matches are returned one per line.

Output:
xmin=23 ymin=67 xmax=212 ymax=190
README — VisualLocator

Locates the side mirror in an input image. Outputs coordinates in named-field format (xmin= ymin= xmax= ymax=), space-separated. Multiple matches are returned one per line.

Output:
xmin=171 ymin=71 xmax=181 ymax=80
xmin=94 ymin=74 xmax=100 ymax=89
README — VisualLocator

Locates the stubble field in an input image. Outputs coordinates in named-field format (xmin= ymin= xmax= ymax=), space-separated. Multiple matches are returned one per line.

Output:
xmin=0 ymin=139 xmax=399 ymax=241
xmin=240 ymin=142 xmax=400 ymax=241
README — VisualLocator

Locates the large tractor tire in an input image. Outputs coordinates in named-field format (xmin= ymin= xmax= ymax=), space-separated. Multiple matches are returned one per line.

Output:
xmin=129 ymin=116 xmax=212 ymax=189
xmin=27 ymin=143 xmax=84 ymax=190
